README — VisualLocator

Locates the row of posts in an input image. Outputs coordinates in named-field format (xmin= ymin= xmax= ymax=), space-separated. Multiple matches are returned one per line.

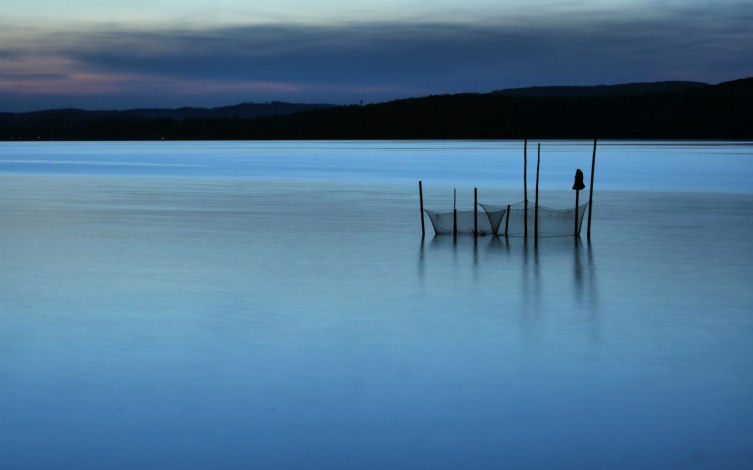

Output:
xmin=419 ymin=139 xmax=597 ymax=239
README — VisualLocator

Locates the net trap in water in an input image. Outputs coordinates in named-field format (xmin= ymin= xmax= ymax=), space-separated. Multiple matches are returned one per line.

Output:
xmin=418 ymin=140 xmax=597 ymax=239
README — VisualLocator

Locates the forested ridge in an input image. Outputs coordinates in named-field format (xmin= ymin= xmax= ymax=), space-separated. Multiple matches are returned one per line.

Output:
xmin=2 ymin=78 xmax=751 ymax=140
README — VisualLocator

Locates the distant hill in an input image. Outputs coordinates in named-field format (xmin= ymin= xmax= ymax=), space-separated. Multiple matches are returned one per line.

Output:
xmin=122 ymin=101 xmax=337 ymax=120
xmin=2 ymin=78 xmax=752 ymax=139
xmin=492 ymin=81 xmax=710 ymax=97
xmin=0 ymin=101 xmax=336 ymax=132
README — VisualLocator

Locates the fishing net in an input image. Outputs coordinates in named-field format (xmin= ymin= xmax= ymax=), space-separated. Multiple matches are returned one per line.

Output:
xmin=424 ymin=206 xmax=506 ymax=236
xmin=426 ymin=201 xmax=588 ymax=237
xmin=491 ymin=201 xmax=589 ymax=237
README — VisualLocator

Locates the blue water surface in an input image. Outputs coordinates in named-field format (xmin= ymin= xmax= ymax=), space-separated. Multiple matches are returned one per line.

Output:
xmin=0 ymin=141 xmax=752 ymax=469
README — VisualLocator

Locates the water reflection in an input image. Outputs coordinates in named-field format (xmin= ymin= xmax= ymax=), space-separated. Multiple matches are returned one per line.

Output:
xmin=472 ymin=237 xmax=479 ymax=280
xmin=486 ymin=235 xmax=508 ymax=255
xmin=585 ymin=242 xmax=601 ymax=340
xmin=572 ymin=239 xmax=600 ymax=305
xmin=574 ymin=239 xmax=584 ymax=300
xmin=418 ymin=235 xmax=600 ymax=338
xmin=417 ymin=236 xmax=425 ymax=282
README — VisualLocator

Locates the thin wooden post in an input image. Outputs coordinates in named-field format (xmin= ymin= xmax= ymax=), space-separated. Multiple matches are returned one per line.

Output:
xmin=453 ymin=188 xmax=457 ymax=239
xmin=523 ymin=139 xmax=528 ymax=240
xmin=505 ymin=204 xmax=510 ymax=238
xmin=474 ymin=187 xmax=478 ymax=239
xmin=535 ymin=143 xmax=540 ymax=239
xmin=574 ymin=189 xmax=580 ymax=237
xmin=587 ymin=139 xmax=596 ymax=240
xmin=419 ymin=180 xmax=425 ymax=236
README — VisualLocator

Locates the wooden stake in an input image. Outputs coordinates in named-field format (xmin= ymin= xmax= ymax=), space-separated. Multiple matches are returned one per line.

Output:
xmin=419 ymin=180 xmax=425 ymax=236
xmin=535 ymin=143 xmax=540 ymax=239
xmin=453 ymin=188 xmax=457 ymax=239
xmin=587 ymin=139 xmax=596 ymax=240
xmin=474 ymin=187 xmax=478 ymax=238
xmin=574 ymin=189 xmax=580 ymax=237
xmin=505 ymin=204 xmax=510 ymax=238
xmin=524 ymin=139 xmax=528 ymax=239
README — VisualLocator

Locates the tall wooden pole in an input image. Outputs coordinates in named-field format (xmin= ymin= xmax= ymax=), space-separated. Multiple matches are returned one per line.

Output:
xmin=574 ymin=189 xmax=580 ymax=237
xmin=535 ymin=143 xmax=540 ymax=239
xmin=418 ymin=180 xmax=425 ymax=236
xmin=587 ymin=139 xmax=597 ymax=240
xmin=453 ymin=188 xmax=457 ymax=239
xmin=524 ymin=139 xmax=528 ymax=240
xmin=505 ymin=204 xmax=510 ymax=238
xmin=474 ymin=187 xmax=478 ymax=239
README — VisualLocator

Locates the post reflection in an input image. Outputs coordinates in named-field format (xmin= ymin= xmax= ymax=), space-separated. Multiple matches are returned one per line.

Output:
xmin=417 ymin=234 xmax=600 ymax=338
xmin=574 ymin=238 xmax=584 ymax=301
xmin=417 ymin=235 xmax=425 ymax=282
xmin=585 ymin=241 xmax=601 ymax=340
xmin=587 ymin=242 xmax=597 ymax=302
xmin=472 ymin=237 xmax=479 ymax=280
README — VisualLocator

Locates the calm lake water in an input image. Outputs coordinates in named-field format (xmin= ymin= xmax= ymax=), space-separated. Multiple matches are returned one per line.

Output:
xmin=1 ymin=141 xmax=752 ymax=469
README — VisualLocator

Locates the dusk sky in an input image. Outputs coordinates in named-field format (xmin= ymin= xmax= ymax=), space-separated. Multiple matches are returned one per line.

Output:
xmin=1 ymin=0 xmax=752 ymax=111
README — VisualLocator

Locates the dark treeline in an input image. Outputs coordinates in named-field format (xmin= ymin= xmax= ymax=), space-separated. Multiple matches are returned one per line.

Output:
xmin=491 ymin=80 xmax=710 ymax=97
xmin=2 ymin=78 xmax=751 ymax=140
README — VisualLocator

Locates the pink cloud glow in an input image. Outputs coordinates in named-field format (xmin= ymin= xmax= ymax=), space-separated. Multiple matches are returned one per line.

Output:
xmin=0 ymin=51 xmax=325 ymax=99
xmin=0 ymin=70 xmax=311 ymax=96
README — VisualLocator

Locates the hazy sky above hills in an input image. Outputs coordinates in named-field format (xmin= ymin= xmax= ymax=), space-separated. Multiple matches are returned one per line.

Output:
xmin=1 ymin=0 xmax=751 ymax=111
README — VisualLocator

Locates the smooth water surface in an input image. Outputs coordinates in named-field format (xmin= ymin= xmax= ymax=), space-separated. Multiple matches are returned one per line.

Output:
xmin=1 ymin=141 xmax=752 ymax=469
